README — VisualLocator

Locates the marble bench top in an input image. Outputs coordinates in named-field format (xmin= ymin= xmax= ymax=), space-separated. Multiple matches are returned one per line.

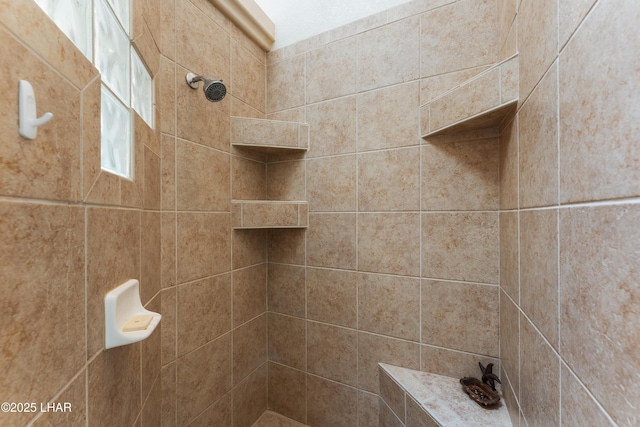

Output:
xmin=380 ymin=363 xmax=513 ymax=427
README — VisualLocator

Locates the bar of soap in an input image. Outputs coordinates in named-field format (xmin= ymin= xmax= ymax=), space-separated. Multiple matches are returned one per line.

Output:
xmin=122 ymin=314 xmax=153 ymax=332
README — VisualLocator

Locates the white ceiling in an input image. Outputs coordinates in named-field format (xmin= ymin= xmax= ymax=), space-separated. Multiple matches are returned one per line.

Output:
xmin=254 ymin=0 xmax=414 ymax=50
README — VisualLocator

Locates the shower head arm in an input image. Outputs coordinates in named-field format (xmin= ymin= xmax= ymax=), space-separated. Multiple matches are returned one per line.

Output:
xmin=185 ymin=73 xmax=205 ymax=89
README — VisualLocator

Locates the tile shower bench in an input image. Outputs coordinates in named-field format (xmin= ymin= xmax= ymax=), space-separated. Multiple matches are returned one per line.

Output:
xmin=379 ymin=363 xmax=513 ymax=427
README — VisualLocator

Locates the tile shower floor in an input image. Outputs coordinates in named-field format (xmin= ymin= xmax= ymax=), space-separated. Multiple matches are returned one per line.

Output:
xmin=251 ymin=411 xmax=309 ymax=427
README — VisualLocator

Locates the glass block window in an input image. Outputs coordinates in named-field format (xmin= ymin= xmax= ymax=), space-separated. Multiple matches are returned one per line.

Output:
xmin=35 ymin=0 xmax=154 ymax=180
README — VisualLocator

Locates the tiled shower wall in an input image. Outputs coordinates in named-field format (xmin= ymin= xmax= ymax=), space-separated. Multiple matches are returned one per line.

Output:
xmin=264 ymin=0 xmax=504 ymax=425
xmin=498 ymin=0 xmax=639 ymax=426
xmin=1 ymin=0 xmax=270 ymax=426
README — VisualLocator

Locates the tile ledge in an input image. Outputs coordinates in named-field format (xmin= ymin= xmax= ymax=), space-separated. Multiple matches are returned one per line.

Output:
xmin=379 ymin=363 xmax=513 ymax=427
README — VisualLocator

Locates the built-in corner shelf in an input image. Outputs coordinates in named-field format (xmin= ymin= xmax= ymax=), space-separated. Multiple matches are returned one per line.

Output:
xmin=231 ymin=116 xmax=309 ymax=153
xmin=421 ymin=54 xmax=519 ymax=138
xmin=232 ymin=200 xmax=308 ymax=229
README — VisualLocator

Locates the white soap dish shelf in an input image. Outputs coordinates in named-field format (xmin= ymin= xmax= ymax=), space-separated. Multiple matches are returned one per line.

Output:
xmin=104 ymin=279 xmax=161 ymax=349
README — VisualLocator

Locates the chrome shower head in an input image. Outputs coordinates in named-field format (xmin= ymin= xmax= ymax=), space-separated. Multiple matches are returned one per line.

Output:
xmin=185 ymin=72 xmax=227 ymax=102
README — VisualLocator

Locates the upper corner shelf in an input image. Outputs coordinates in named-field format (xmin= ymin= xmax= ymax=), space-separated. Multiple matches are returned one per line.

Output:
xmin=420 ymin=54 xmax=519 ymax=138
xmin=231 ymin=117 xmax=309 ymax=153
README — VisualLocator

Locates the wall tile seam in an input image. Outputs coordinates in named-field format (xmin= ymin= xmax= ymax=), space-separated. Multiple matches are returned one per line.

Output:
xmin=420 ymin=342 xmax=501 ymax=360
xmin=174 ymin=136 xmax=233 ymax=155
xmin=174 ymin=270 xmax=232 ymax=287
xmin=557 ymin=0 xmax=601 ymax=54
xmin=232 ymin=311 xmax=268 ymax=332
xmin=0 ymin=21 xmax=97 ymax=91
xmin=516 ymin=197 xmax=640 ymax=211
xmin=517 ymin=55 xmax=558 ymax=109
xmin=558 ymin=359 xmax=618 ymax=426
xmin=174 ymin=329 xmax=232 ymax=361
xmin=266 ymin=0 xmax=460 ymax=64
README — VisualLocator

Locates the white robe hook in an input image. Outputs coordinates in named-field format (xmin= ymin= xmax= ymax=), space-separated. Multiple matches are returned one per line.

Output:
xmin=19 ymin=80 xmax=53 ymax=140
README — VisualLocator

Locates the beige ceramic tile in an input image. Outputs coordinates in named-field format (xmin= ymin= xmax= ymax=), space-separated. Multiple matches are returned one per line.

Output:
xmin=268 ymin=363 xmax=307 ymax=424
xmin=358 ymin=213 xmax=421 ymax=277
xmin=161 ymin=287 xmax=176 ymax=365
xmin=406 ymin=395 xmax=439 ymax=427
xmin=519 ymin=63 xmax=558 ymax=208
xmin=267 ymin=55 xmax=306 ymax=113
xmin=500 ymin=55 xmax=519 ymax=102
xmin=267 ymin=161 xmax=305 ymax=201
xmin=86 ymin=207 xmax=140 ymax=356
xmin=306 ymin=37 xmax=357 ymax=103
xmin=307 ymin=322 xmax=358 ymax=386
xmin=0 ymin=202 xmax=85 ymax=426
xmin=499 ymin=116 xmax=518 ymax=210
xmin=233 ymin=315 xmax=267 ymax=385
xmin=176 ymin=212 xmax=231 ymax=283
xmin=307 ymin=213 xmax=357 ymax=270
xmin=87 ymin=345 xmax=141 ymax=427
xmin=500 ymin=370 xmax=520 ymax=427
xmin=307 ymin=155 xmax=357 ymax=212
xmin=232 ymin=264 xmax=266 ymax=327
xmin=520 ymin=315 xmax=559 ymax=426
xmin=32 ymin=369 xmax=86 ymax=427
xmin=232 ymin=229 xmax=267 ymax=269
xmin=420 ymin=345 xmax=499 ymax=379
xmin=559 ymin=0 xmax=640 ymax=203
xmin=176 ymin=140 xmax=230 ymax=211
xmin=231 ymin=118 xmax=301 ymax=148
xmin=177 ymin=333 xmax=232 ymax=425
xmin=235 ymin=201 xmax=303 ymax=228
xmin=420 ymin=0 xmax=497 ymax=77
xmin=357 ymin=16 xmax=420 ymax=91
xmin=498 ymin=0 xmax=517 ymax=54
xmin=0 ymin=0 xmax=97 ymax=89
xmin=159 ymin=0 xmax=176 ymax=60
xmin=357 ymin=332 xmax=420 ymax=393
xmin=177 ymin=274 xmax=231 ymax=356
xmin=499 ymin=16 xmax=518 ymax=61
xmin=355 ymin=391 xmax=376 ymax=427
xmin=358 ymin=147 xmax=421 ymax=211
xmin=82 ymin=78 xmax=101 ymax=200
xmin=420 ymin=65 xmax=491 ymax=105
xmin=500 ymin=211 xmax=519 ymax=302
xmin=307 ymin=268 xmax=357 ymax=328
xmin=357 ymin=81 xmax=420 ymax=152
xmin=175 ymin=65 xmax=230 ymax=152
xmin=307 ymin=375 xmax=358 ymax=427
xmin=422 ymin=212 xmax=499 ymax=283
xmin=175 ymin=0 xmax=229 ymax=83
xmin=306 ymin=96 xmax=357 ymax=157
xmin=141 ymin=211 xmax=161 ymax=304
xmin=518 ymin=0 xmax=557 ymax=101
xmin=268 ymin=313 xmax=306 ymax=371
xmin=520 ymin=209 xmax=558 ymax=348
xmin=558 ymin=0 xmax=597 ymax=49
xmin=0 ymin=28 xmax=82 ymax=202
xmin=233 ymin=364 xmax=267 ymax=427
xmin=141 ymin=374 xmax=162 ymax=427
xmin=161 ymin=212 xmax=176 ymax=288
xmin=358 ymin=273 xmax=420 ymax=341
xmin=232 ymin=156 xmax=266 ymax=200
xmin=161 ymin=363 xmax=177 ymax=427
xmin=268 ymin=263 xmax=305 ymax=317
xmin=159 ymin=56 xmax=176 ymax=136
xmin=141 ymin=296 xmax=161 ymax=403
xmin=429 ymin=69 xmax=501 ymax=132
xmin=232 ymin=42 xmax=266 ymax=112
xmin=187 ymin=392 xmax=232 ymax=426
xmin=559 ymin=204 xmax=640 ymax=425
xmin=268 ymin=229 xmax=306 ymax=265
xmin=422 ymin=138 xmax=499 ymax=211
xmin=499 ymin=290 xmax=519 ymax=396
xmin=379 ymin=398 xmax=404 ymax=427
xmin=380 ymin=368 xmax=406 ymax=423
xmin=561 ymin=365 xmax=615 ymax=427
xmin=161 ymin=135 xmax=176 ymax=210
xmin=422 ymin=280 xmax=499 ymax=356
